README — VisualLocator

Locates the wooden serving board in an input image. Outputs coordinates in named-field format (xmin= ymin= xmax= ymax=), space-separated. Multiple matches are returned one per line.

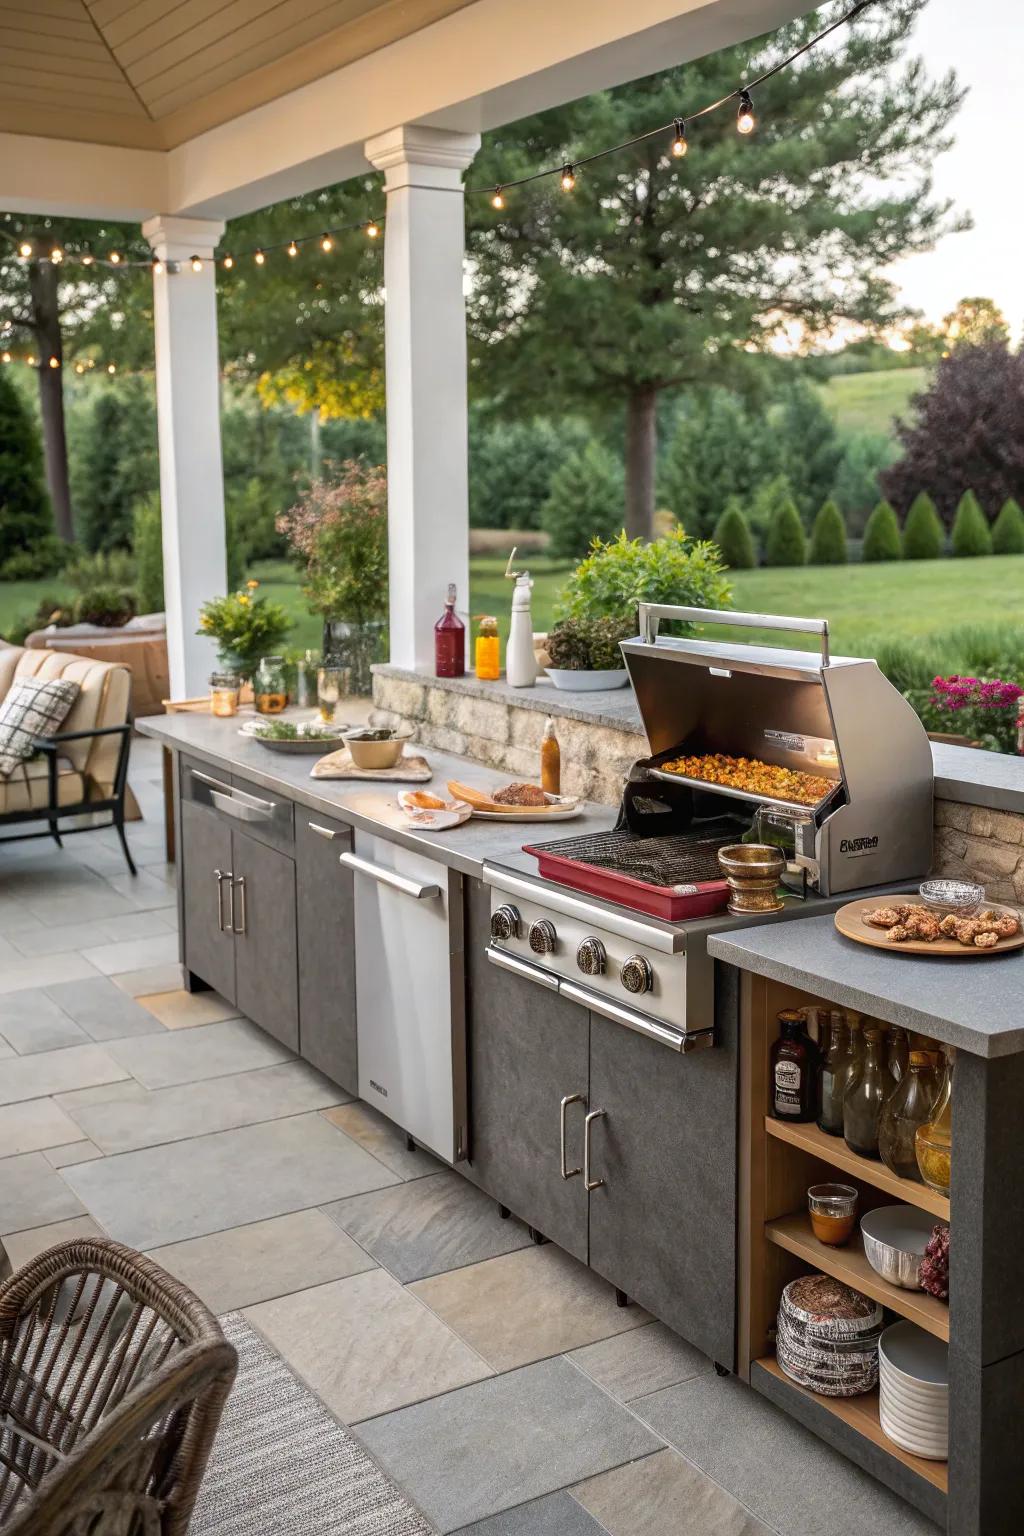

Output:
xmin=834 ymin=896 xmax=1024 ymax=957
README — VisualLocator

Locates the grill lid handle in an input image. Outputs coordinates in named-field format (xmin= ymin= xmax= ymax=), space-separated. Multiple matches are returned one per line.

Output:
xmin=637 ymin=604 xmax=830 ymax=667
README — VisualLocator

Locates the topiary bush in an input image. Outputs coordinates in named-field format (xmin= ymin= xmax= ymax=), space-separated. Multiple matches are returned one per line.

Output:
xmin=861 ymin=500 xmax=902 ymax=562
xmin=809 ymin=499 xmax=848 ymax=565
xmin=901 ymin=492 xmax=945 ymax=560
xmin=950 ymin=491 xmax=993 ymax=557
xmin=713 ymin=498 xmax=756 ymax=568
xmin=764 ymin=496 xmax=807 ymax=567
xmin=991 ymin=497 xmax=1024 ymax=555
xmin=540 ymin=442 xmax=625 ymax=559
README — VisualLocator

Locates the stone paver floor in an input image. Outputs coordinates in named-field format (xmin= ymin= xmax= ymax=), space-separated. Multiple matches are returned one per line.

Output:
xmin=0 ymin=738 xmax=939 ymax=1536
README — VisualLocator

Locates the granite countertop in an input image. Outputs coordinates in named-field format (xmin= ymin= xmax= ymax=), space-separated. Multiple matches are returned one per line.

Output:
xmin=707 ymin=914 xmax=1024 ymax=1058
xmin=137 ymin=711 xmax=618 ymax=880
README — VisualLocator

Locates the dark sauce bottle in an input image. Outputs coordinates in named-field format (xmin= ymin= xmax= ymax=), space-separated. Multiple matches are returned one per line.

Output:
xmin=770 ymin=1008 xmax=818 ymax=1122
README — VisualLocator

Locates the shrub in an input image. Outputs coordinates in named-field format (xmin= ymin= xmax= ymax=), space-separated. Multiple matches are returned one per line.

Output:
xmin=0 ymin=536 xmax=66 ymax=580
xmin=950 ymin=491 xmax=992 ymax=557
xmin=748 ymin=475 xmax=794 ymax=544
xmin=764 ymin=496 xmax=807 ymax=567
xmin=776 ymin=380 xmax=843 ymax=520
xmin=74 ymin=381 xmax=158 ymax=552
xmin=540 ymin=442 xmax=624 ymax=559
xmin=63 ymin=547 xmax=137 ymax=594
xmin=809 ymin=500 xmax=848 ymax=565
xmin=72 ymin=585 xmax=136 ymax=628
xmin=832 ymin=432 xmax=897 ymax=535
xmin=546 ymin=616 xmax=635 ymax=672
xmin=917 ymin=675 xmax=1023 ymax=754
xmin=470 ymin=417 xmax=590 ymax=530
xmin=873 ymin=638 xmax=947 ymax=696
xmin=556 ymin=528 xmax=732 ymax=625
xmin=661 ymin=392 xmax=781 ymax=538
xmin=197 ymin=581 xmax=292 ymax=674
xmin=276 ymin=461 xmax=388 ymax=625
xmin=862 ymin=500 xmax=902 ymax=562
xmin=0 ymin=367 xmax=55 ymax=568
xmin=991 ymin=498 xmax=1024 ymax=555
xmin=133 ymin=494 xmax=164 ymax=613
xmin=901 ymin=492 xmax=944 ymax=560
xmin=712 ymin=499 xmax=756 ymax=569
xmin=948 ymin=623 xmax=1024 ymax=683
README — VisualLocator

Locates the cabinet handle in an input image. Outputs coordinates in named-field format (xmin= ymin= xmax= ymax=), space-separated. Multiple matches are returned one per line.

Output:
xmin=190 ymin=766 xmax=231 ymax=791
xmin=309 ymin=821 xmax=343 ymax=841
xmin=559 ymin=1093 xmax=585 ymax=1179
xmin=210 ymin=788 xmax=274 ymax=824
xmin=232 ymin=875 xmax=246 ymax=935
xmin=583 ymin=1109 xmax=606 ymax=1191
xmin=214 ymin=869 xmax=227 ymax=931
xmin=339 ymin=850 xmax=440 ymax=900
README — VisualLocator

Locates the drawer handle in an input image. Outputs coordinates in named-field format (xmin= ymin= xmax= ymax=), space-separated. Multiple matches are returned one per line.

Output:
xmin=190 ymin=766 xmax=231 ymax=792
xmin=559 ymin=1093 xmax=585 ymax=1180
xmin=584 ymin=1109 xmax=606 ymax=1191
xmin=339 ymin=850 xmax=440 ymax=900
xmin=214 ymin=869 xmax=227 ymax=932
xmin=232 ymin=874 xmax=246 ymax=935
xmin=309 ymin=821 xmax=343 ymax=841
xmin=558 ymin=979 xmax=713 ymax=1054
xmin=209 ymin=788 xmax=274 ymax=824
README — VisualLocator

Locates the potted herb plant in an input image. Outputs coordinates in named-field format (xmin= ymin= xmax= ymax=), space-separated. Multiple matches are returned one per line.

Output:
xmin=277 ymin=461 xmax=388 ymax=695
xmin=197 ymin=580 xmax=292 ymax=680
xmin=545 ymin=616 xmax=635 ymax=690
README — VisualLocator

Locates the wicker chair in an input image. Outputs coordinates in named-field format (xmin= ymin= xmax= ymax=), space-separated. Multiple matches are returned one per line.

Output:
xmin=0 ymin=1238 xmax=237 ymax=1536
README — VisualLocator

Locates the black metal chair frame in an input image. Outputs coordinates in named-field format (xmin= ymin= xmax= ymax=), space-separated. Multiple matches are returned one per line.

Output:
xmin=0 ymin=722 xmax=136 ymax=875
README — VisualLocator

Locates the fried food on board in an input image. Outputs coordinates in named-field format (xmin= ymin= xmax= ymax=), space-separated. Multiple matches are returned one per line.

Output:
xmin=862 ymin=902 xmax=1021 ymax=949
xmin=658 ymin=753 xmax=834 ymax=807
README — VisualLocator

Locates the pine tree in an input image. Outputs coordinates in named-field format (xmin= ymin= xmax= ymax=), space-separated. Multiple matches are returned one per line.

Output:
xmin=777 ymin=383 xmax=843 ymax=520
xmin=950 ymin=490 xmax=993 ymax=557
xmin=661 ymin=393 xmax=781 ymax=538
xmin=901 ymin=493 xmax=945 ymax=560
xmin=540 ymin=441 xmax=625 ymax=559
xmin=765 ymin=496 xmax=807 ymax=567
xmin=74 ymin=381 xmax=159 ymax=553
xmin=713 ymin=498 xmax=756 ymax=568
xmin=991 ymin=497 xmax=1024 ymax=555
xmin=809 ymin=499 xmax=848 ymax=565
xmin=862 ymin=500 xmax=902 ymax=562
xmin=0 ymin=368 xmax=55 ymax=573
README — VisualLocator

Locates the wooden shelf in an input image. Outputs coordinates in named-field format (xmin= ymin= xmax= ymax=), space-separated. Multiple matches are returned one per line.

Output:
xmin=754 ymin=1356 xmax=948 ymax=1496
xmin=765 ymin=1211 xmax=950 ymax=1342
xmin=765 ymin=1116 xmax=950 ymax=1221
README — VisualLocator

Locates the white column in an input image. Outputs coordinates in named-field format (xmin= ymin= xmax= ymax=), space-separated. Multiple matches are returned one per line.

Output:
xmin=142 ymin=214 xmax=228 ymax=698
xmin=365 ymin=125 xmax=480 ymax=671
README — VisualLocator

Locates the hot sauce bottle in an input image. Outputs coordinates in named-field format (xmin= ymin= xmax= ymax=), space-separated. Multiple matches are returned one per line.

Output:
xmin=770 ymin=1009 xmax=818 ymax=1121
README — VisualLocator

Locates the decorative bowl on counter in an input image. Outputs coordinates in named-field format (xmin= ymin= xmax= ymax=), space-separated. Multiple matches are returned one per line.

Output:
xmin=860 ymin=1205 xmax=946 ymax=1291
xmin=717 ymin=843 xmax=786 ymax=915
xmin=918 ymin=878 xmax=985 ymax=917
xmin=341 ymin=724 xmax=415 ymax=770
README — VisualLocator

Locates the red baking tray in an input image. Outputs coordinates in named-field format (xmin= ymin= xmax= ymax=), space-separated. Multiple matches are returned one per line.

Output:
xmin=521 ymin=840 xmax=731 ymax=922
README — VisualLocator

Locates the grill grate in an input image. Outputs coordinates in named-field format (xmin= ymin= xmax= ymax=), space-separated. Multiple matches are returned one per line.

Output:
xmin=528 ymin=820 xmax=742 ymax=889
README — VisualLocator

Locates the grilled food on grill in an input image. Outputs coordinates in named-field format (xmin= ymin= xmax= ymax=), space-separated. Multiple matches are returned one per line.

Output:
xmin=658 ymin=752 xmax=834 ymax=807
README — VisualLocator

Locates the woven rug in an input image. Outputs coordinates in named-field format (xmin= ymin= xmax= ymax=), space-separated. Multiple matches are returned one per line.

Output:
xmin=193 ymin=1313 xmax=435 ymax=1536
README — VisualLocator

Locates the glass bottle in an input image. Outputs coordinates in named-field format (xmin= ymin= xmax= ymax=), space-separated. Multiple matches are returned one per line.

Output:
xmin=540 ymin=717 xmax=561 ymax=796
xmin=769 ymin=1009 xmax=818 ymax=1122
xmin=916 ymin=1048 xmax=953 ymax=1195
xmin=817 ymin=1010 xmax=853 ymax=1137
xmin=843 ymin=1025 xmax=887 ymax=1158
xmin=879 ymin=1049 xmax=938 ymax=1181
xmin=474 ymin=615 xmax=500 ymax=681
xmin=434 ymin=584 xmax=465 ymax=678
xmin=847 ymin=1012 xmax=866 ymax=1075
xmin=254 ymin=655 xmax=288 ymax=714
xmin=887 ymin=1025 xmax=909 ymax=1089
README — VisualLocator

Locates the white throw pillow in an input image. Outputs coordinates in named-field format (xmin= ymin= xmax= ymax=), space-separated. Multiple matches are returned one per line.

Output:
xmin=0 ymin=677 xmax=80 ymax=778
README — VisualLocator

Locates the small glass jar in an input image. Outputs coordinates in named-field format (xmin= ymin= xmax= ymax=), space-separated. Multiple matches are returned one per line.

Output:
xmin=317 ymin=664 xmax=347 ymax=722
xmin=916 ymin=1047 xmax=953 ymax=1194
xmin=807 ymin=1183 xmax=858 ymax=1246
xmin=295 ymin=649 xmax=320 ymax=710
xmin=209 ymin=672 xmax=240 ymax=718
xmin=254 ymin=656 xmax=288 ymax=714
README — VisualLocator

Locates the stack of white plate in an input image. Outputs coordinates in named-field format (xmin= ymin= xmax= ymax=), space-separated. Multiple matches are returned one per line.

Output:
xmin=878 ymin=1320 xmax=948 ymax=1461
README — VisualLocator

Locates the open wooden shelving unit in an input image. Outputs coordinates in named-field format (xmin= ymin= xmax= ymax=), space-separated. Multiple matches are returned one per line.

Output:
xmin=764 ymin=1117 xmax=950 ymax=1222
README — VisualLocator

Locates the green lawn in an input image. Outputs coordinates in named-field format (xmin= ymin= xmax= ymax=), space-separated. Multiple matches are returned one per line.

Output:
xmin=819 ymin=367 xmax=926 ymax=437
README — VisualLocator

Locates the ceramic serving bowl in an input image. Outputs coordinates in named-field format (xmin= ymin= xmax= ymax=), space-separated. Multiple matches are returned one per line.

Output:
xmin=918 ymin=878 xmax=985 ymax=916
xmin=860 ymin=1205 xmax=942 ymax=1290
xmin=341 ymin=723 xmax=415 ymax=770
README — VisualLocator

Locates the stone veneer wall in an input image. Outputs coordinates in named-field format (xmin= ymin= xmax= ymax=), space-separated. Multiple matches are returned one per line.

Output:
xmin=932 ymin=801 xmax=1024 ymax=905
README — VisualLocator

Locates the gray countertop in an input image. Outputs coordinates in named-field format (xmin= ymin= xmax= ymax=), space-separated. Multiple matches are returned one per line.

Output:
xmin=137 ymin=711 xmax=618 ymax=880
xmin=707 ymin=915 xmax=1024 ymax=1058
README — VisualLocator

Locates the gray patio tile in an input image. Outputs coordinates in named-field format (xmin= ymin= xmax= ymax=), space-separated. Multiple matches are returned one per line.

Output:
xmin=0 ymin=1099 xmax=86 ymax=1159
xmin=3 ymin=1215 xmax=105 ymax=1269
xmin=0 ymin=1152 xmax=86 ymax=1234
xmin=79 ymin=932 xmax=179 ymax=976
xmin=55 ymin=1079 xmax=150 ymax=1113
xmin=69 ymin=1060 xmax=346 ymax=1154
xmin=101 ymin=1018 xmax=291 ymax=1089
xmin=324 ymin=1170 xmax=532 ymax=1282
xmin=64 ymin=1112 xmax=401 ymax=1248
xmin=45 ymin=1140 xmax=105 ymax=1169
xmin=0 ymin=904 xmax=45 ymax=936
xmin=0 ymin=935 xmax=19 ymax=964
xmin=98 ymin=910 xmax=175 ymax=943
xmin=104 ymin=871 xmax=179 ymax=912
xmin=111 ymin=962 xmax=185 ymax=998
xmin=410 ymin=1243 xmax=650 ymax=1372
xmin=26 ymin=890 xmax=137 ymax=927
xmin=320 ymin=1101 xmax=445 ymax=1181
xmin=9 ymin=921 xmax=115 ymax=959
xmin=0 ymin=1043 xmax=130 ymax=1106
xmin=44 ymin=976 xmax=167 ymax=1043
xmin=570 ymin=1321 xmax=711 ymax=1403
xmin=137 ymin=989 xmax=240 ymax=1029
xmin=149 ymin=1208 xmax=375 ymax=1313
xmin=355 ymin=1355 xmax=661 ymax=1532
xmin=452 ymin=1492 xmax=605 ymax=1536
xmin=633 ymin=1372 xmax=939 ymax=1536
xmin=0 ymin=953 xmax=99 ymax=998
xmin=573 ymin=1448 xmax=771 ymax=1536
xmin=246 ymin=1267 xmax=491 ymax=1425
xmin=0 ymin=991 xmax=88 ymax=1055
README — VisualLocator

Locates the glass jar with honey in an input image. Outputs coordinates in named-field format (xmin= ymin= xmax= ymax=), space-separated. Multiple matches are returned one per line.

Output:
xmin=254 ymin=655 xmax=288 ymax=714
xmin=209 ymin=672 xmax=241 ymax=718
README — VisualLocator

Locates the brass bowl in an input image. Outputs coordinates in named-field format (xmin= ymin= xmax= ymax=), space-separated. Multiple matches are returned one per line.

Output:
xmin=717 ymin=843 xmax=786 ymax=915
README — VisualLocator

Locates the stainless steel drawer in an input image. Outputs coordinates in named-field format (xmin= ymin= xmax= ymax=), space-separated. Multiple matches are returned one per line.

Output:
xmin=179 ymin=756 xmax=293 ymax=851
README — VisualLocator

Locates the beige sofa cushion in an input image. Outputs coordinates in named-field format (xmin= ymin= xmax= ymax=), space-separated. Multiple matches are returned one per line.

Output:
xmin=0 ymin=644 xmax=130 ymax=793
xmin=0 ymin=756 xmax=86 ymax=815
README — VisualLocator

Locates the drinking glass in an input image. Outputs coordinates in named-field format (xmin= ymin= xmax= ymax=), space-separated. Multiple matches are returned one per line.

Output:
xmin=317 ymin=665 xmax=346 ymax=722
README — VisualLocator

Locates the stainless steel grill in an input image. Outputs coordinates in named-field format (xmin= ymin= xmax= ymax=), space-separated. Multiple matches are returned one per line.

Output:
xmin=527 ymin=824 xmax=739 ymax=887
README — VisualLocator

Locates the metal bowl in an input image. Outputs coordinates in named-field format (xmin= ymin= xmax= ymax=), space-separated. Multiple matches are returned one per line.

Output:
xmin=860 ymin=1205 xmax=944 ymax=1291
xmin=918 ymin=878 xmax=984 ymax=917
xmin=717 ymin=843 xmax=786 ymax=916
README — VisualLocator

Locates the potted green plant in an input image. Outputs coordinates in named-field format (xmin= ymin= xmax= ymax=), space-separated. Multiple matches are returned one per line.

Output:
xmin=276 ymin=461 xmax=388 ymax=695
xmin=197 ymin=580 xmax=292 ymax=679
xmin=545 ymin=616 xmax=636 ymax=690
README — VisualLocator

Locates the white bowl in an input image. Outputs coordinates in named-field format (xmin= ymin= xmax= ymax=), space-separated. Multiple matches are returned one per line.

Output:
xmin=879 ymin=1320 xmax=949 ymax=1389
xmin=879 ymin=1385 xmax=948 ymax=1428
xmin=544 ymin=666 xmax=629 ymax=692
xmin=879 ymin=1405 xmax=948 ymax=1461
xmin=880 ymin=1366 xmax=949 ymax=1403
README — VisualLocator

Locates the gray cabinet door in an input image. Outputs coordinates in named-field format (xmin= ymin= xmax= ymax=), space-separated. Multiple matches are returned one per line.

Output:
xmin=180 ymin=800 xmax=235 ymax=1002
xmin=295 ymin=812 xmax=357 ymax=1094
xmin=586 ymin=1010 xmax=737 ymax=1365
xmin=231 ymin=830 xmax=299 ymax=1052
xmin=464 ymin=880 xmax=590 ymax=1262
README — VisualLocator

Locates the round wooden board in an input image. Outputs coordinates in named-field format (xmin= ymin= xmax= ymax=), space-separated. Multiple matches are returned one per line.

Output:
xmin=834 ymin=896 xmax=1024 ymax=957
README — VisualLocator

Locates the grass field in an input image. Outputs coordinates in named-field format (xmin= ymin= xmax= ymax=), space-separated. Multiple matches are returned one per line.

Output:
xmin=819 ymin=367 xmax=925 ymax=438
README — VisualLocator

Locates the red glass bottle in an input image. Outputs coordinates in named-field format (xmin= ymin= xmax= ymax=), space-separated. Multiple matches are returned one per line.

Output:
xmin=434 ymin=583 xmax=465 ymax=677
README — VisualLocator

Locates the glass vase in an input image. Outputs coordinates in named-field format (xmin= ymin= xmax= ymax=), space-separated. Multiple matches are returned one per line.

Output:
xmin=322 ymin=619 xmax=386 ymax=697
xmin=817 ymin=1011 xmax=853 ymax=1137
xmin=916 ymin=1048 xmax=953 ymax=1194
xmin=843 ymin=1026 xmax=887 ymax=1159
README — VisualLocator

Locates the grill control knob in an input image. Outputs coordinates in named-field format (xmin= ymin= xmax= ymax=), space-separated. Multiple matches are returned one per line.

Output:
xmin=620 ymin=954 xmax=654 ymax=996
xmin=576 ymin=937 xmax=607 ymax=976
xmin=528 ymin=919 xmax=558 ymax=956
xmin=490 ymin=904 xmax=521 ymax=942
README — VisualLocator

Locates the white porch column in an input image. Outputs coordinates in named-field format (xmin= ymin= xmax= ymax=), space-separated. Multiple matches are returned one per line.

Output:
xmin=142 ymin=214 xmax=228 ymax=698
xmin=365 ymin=125 xmax=480 ymax=671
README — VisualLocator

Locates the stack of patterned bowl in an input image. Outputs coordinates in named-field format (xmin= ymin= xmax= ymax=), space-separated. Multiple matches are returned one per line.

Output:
xmin=879 ymin=1321 xmax=948 ymax=1460
xmin=777 ymin=1274 xmax=884 ymax=1396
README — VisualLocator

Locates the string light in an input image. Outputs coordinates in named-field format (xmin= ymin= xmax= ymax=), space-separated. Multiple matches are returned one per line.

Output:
xmin=81 ymin=254 xmax=93 ymax=266
xmin=1 ymin=352 xmax=10 ymax=364
xmin=365 ymin=221 xmax=380 ymax=239
xmin=18 ymin=241 xmax=32 ymax=258
xmin=671 ymin=119 xmax=688 ymax=157
xmin=491 ymin=189 xmax=505 ymax=210
xmin=737 ymin=90 xmax=756 ymax=134
xmin=254 ymin=249 xmax=266 ymax=265
xmin=223 ymin=254 xmax=234 ymax=269
xmin=50 ymin=246 xmax=63 ymax=264
xmin=48 ymin=356 xmax=59 ymax=369
xmin=560 ymin=163 xmax=576 ymax=192
xmin=152 ymin=258 xmax=164 ymax=276
xmin=107 ymin=363 xmax=116 ymax=374
xmin=75 ymin=362 xmax=85 ymax=374
xmin=320 ymin=233 xmax=333 ymax=252
xmin=287 ymin=241 xmax=298 ymax=257
xmin=190 ymin=254 xmax=203 ymax=272
xmin=109 ymin=251 xmax=121 ymax=264
xmin=26 ymin=355 xmax=36 ymax=366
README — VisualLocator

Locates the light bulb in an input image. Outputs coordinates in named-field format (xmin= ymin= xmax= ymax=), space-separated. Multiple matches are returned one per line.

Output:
xmin=320 ymin=233 xmax=333 ymax=252
xmin=365 ymin=221 xmax=379 ymax=239
xmin=560 ymin=164 xmax=576 ymax=192
xmin=222 ymin=254 xmax=234 ymax=269
xmin=491 ymin=189 xmax=505 ymax=210
xmin=287 ymin=241 xmax=298 ymax=257
xmin=152 ymin=259 xmax=164 ymax=276
xmin=737 ymin=91 xmax=755 ymax=135
xmin=672 ymin=119 xmax=687 ymax=157
xmin=190 ymin=254 xmax=203 ymax=272
xmin=50 ymin=247 xmax=63 ymax=263
xmin=254 ymin=249 xmax=265 ymax=266
xmin=75 ymin=362 xmax=84 ymax=374
xmin=82 ymin=254 xmax=94 ymax=266
xmin=48 ymin=356 xmax=59 ymax=369
xmin=1 ymin=352 xmax=10 ymax=364
xmin=107 ymin=363 xmax=116 ymax=374
xmin=109 ymin=251 xmax=121 ymax=264
xmin=18 ymin=242 xmax=32 ymax=258
xmin=26 ymin=355 xmax=36 ymax=366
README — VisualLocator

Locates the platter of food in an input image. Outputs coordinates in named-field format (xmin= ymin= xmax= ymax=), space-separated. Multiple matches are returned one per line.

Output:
xmin=239 ymin=719 xmax=346 ymax=754
xmin=397 ymin=791 xmax=472 ymax=831
xmin=649 ymin=752 xmax=837 ymax=811
xmin=835 ymin=896 xmax=1024 ymax=956
xmin=446 ymin=780 xmax=582 ymax=821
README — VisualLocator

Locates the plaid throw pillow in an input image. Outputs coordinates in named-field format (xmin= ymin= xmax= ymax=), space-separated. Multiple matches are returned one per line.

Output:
xmin=0 ymin=677 xmax=80 ymax=778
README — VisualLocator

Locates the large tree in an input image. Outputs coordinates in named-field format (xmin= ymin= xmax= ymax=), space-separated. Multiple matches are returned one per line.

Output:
xmin=465 ymin=0 xmax=965 ymax=538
